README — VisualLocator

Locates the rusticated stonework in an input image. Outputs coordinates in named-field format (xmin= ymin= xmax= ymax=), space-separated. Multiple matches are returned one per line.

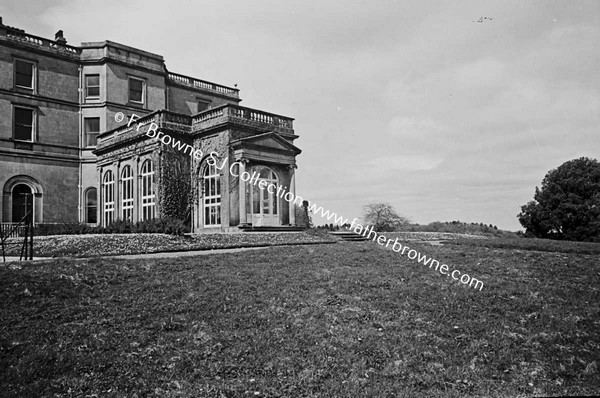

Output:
xmin=95 ymin=104 xmax=301 ymax=232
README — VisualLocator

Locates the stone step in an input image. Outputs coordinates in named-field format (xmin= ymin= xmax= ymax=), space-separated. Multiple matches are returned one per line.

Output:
xmin=328 ymin=230 xmax=369 ymax=242
xmin=240 ymin=226 xmax=306 ymax=232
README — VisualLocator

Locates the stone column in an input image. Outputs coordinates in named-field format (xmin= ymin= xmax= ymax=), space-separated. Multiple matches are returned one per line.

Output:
xmin=238 ymin=159 xmax=247 ymax=225
xmin=288 ymin=165 xmax=296 ymax=226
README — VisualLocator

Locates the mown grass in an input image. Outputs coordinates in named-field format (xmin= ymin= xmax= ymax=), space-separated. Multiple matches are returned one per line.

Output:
xmin=1 ymin=237 xmax=599 ymax=397
xmin=1 ymin=231 xmax=335 ymax=258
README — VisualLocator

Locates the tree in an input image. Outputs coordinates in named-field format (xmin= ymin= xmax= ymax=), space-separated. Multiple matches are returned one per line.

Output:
xmin=518 ymin=157 xmax=600 ymax=242
xmin=362 ymin=202 xmax=410 ymax=232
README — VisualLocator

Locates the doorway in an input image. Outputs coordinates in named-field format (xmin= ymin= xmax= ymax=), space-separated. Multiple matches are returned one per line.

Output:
xmin=250 ymin=167 xmax=279 ymax=227
xmin=12 ymin=184 xmax=33 ymax=223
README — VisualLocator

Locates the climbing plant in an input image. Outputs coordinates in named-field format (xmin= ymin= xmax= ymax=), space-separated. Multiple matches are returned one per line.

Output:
xmin=158 ymin=145 xmax=191 ymax=223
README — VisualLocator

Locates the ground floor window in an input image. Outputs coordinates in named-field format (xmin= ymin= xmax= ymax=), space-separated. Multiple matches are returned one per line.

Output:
xmin=140 ymin=160 xmax=155 ymax=221
xmin=121 ymin=166 xmax=134 ymax=221
xmin=203 ymin=164 xmax=221 ymax=226
xmin=103 ymin=171 xmax=115 ymax=226
xmin=85 ymin=188 xmax=97 ymax=224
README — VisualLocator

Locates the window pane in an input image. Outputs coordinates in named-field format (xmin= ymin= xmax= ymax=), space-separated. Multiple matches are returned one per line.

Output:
xmin=198 ymin=101 xmax=210 ymax=112
xmin=129 ymin=79 xmax=143 ymax=102
xmin=14 ymin=108 xmax=33 ymax=141
xmin=15 ymin=60 xmax=33 ymax=88
xmin=253 ymin=184 xmax=260 ymax=214
xmin=85 ymin=118 xmax=100 ymax=147
xmin=15 ymin=108 xmax=33 ymax=125
xmin=86 ymin=75 xmax=100 ymax=97
xmin=86 ymin=188 xmax=98 ymax=223
xmin=85 ymin=118 xmax=100 ymax=133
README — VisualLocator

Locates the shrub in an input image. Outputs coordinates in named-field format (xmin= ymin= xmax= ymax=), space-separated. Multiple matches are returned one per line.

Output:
xmin=34 ymin=222 xmax=100 ymax=236
xmin=33 ymin=217 xmax=190 ymax=236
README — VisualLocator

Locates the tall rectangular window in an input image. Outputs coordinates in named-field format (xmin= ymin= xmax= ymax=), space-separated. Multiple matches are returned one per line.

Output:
xmin=203 ymin=164 xmax=221 ymax=226
xmin=129 ymin=77 xmax=145 ymax=104
xmin=84 ymin=117 xmax=100 ymax=147
xmin=85 ymin=74 xmax=100 ymax=98
xmin=85 ymin=188 xmax=98 ymax=224
xmin=121 ymin=166 xmax=134 ymax=221
xmin=103 ymin=171 xmax=115 ymax=226
xmin=140 ymin=160 xmax=155 ymax=221
xmin=14 ymin=107 xmax=35 ymax=142
xmin=15 ymin=59 xmax=34 ymax=89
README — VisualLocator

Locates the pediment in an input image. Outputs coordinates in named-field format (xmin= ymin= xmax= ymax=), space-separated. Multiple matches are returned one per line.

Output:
xmin=232 ymin=132 xmax=301 ymax=154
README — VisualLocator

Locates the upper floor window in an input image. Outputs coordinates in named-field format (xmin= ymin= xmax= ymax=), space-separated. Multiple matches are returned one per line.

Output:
xmin=129 ymin=77 xmax=145 ymax=104
xmin=15 ymin=59 xmax=35 ymax=89
xmin=85 ymin=74 xmax=100 ymax=98
xmin=197 ymin=100 xmax=211 ymax=113
xmin=84 ymin=117 xmax=100 ymax=147
xmin=14 ymin=107 xmax=35 ymax=142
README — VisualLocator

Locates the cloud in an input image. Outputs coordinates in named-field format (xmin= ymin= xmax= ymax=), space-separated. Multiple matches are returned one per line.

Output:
xmin=364 ymin=154 xmax=444 ymax=172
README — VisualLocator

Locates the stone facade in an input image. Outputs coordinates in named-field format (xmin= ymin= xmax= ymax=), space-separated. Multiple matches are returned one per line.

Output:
xmin=0 ymin=17 xmax=274 ymax=229
xmin=95 ymin=106 xmax=301 ymax=232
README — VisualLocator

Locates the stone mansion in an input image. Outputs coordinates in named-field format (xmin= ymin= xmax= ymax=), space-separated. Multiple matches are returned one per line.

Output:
xmin=0 ymin=17 xmax=301 ymax=232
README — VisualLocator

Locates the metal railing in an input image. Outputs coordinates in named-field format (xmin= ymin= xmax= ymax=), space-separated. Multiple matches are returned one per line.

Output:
xmin=1 ymin=210 xmax=34 ymax=262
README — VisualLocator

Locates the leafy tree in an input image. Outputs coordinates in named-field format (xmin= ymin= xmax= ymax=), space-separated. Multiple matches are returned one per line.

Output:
xmin=518 ymin=157 xmax=600 ymax=242
xmin=362 ymin=202 xmax=410 ymax=232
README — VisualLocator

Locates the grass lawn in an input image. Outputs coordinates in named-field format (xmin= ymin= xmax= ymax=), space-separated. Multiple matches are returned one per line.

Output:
xmin=1 ymin=231 xmax=336 ymax=258
xmin=1 ymin=237 xmax=599 ymax=397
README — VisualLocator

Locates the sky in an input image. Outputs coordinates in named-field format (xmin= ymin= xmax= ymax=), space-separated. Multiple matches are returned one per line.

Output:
xmin=2 ymin=0 xmax=599 ymax=231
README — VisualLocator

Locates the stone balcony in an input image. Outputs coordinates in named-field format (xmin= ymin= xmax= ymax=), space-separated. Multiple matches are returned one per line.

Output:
xmin=96 ymin=104 xmax=295 ymax=154
xmin=96 ymin=111 xmax=192 ymax=154
xmin=192 ymin=104 xmax=295 ymax=135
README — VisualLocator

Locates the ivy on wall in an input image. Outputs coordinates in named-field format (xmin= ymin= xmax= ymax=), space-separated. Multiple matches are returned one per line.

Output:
xmin=158 ymin=146 xmax=191 ymax=223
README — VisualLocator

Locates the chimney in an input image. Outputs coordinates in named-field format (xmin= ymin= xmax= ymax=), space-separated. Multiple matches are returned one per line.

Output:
xmin=0 ymin=17 xmax=3 ymax=26
xmin=55 ymin=30 xmax=67 ymax=44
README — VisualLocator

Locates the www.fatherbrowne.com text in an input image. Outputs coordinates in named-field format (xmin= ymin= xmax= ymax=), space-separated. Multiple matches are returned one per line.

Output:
xmin=119 ymin=112 xmax=484 ymax=291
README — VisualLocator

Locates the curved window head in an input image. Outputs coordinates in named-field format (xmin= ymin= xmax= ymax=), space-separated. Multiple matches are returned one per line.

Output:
xmin=85 ymin=188 xmax=97 ymax=224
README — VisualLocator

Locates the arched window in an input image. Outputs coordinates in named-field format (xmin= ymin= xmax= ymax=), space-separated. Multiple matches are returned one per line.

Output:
xmin=11 ymin=184 xmax=33 ymax=223
xmin=203 ymin=163 xmax=221 ymax=226
xmin=85 ymin=188 xmax=97 ymax=224
xmin=103 ymin=171 xmax=115 ymax=226
xmin=121 ymin=165 xmax=134 ymax=221
xmin=3 ymin=175 xmax=43 ymax=224
xmin=140 ymin=160 xmax=155 ymax=221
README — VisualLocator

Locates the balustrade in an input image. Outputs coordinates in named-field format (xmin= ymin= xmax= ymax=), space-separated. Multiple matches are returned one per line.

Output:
xmin=192 ymin=105 xmax=294 ymax=130
xmin=167 ymin=72 xmax=239 ymax=98
xmin=5 ymin=27 xmax=80 ymax=55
